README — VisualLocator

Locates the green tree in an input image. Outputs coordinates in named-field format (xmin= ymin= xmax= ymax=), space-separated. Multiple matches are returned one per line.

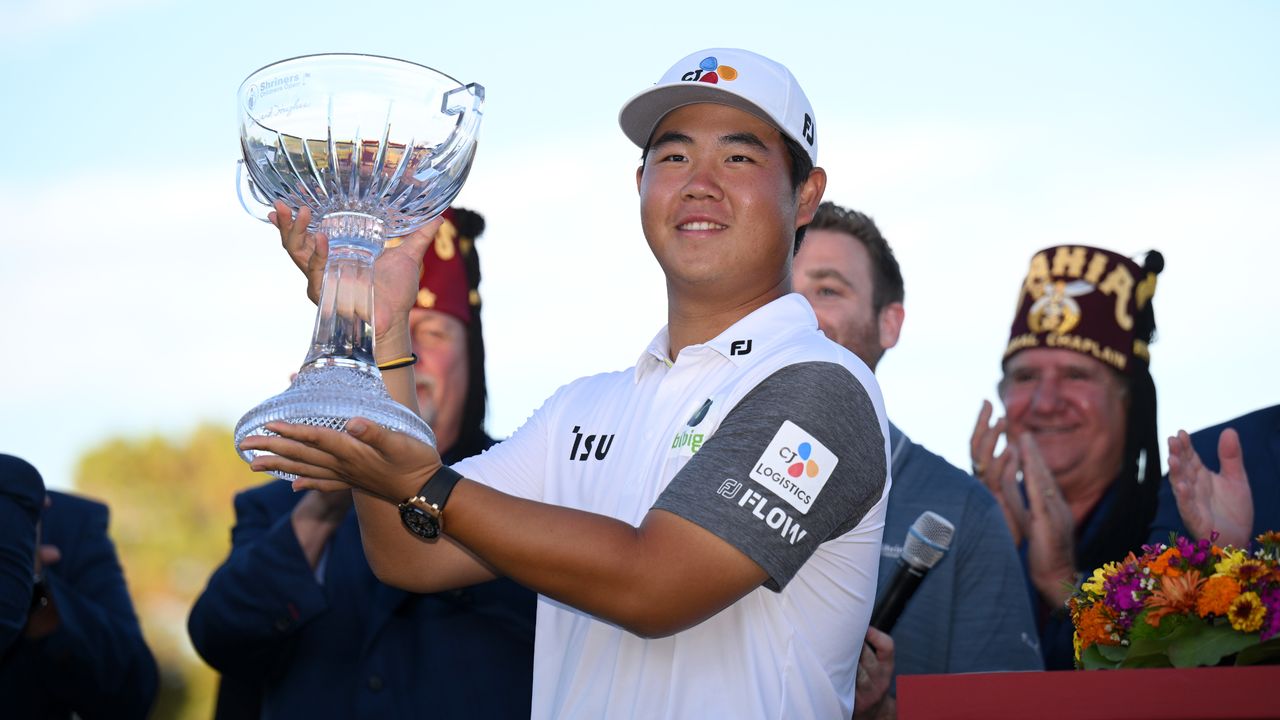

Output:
xmin=76 ymin=424 xmax=262 ymax=720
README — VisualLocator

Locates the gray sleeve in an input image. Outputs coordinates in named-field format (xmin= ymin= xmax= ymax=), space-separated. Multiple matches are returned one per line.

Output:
xmin=652 ymin=361 xmax=886 ymax=591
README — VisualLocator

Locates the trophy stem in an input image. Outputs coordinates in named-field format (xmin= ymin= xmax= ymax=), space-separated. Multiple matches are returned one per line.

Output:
xmin=304 ymin=212 xmax=384 ymax=366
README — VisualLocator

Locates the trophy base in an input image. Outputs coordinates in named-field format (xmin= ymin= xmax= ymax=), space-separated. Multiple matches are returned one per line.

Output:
xmin=234 ymin=358 xmax=435 ymax=482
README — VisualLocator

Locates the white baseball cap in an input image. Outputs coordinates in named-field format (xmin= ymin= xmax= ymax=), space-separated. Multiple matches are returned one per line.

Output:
xmin=619 ymin=48 xmax=818 ymax=165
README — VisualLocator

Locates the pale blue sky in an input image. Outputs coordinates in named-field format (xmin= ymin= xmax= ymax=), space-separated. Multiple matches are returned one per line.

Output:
xmin=2 ymin=1 xmax=1277 ymax=488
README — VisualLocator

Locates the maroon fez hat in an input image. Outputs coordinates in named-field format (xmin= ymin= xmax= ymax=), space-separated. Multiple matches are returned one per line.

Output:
xmin=414 ymin=208 xmax=481 ymax=326
xmin=1004 ymin=245 xmax=1159 ymax=374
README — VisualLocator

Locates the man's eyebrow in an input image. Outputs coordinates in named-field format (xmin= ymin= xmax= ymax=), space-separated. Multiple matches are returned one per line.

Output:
xmin=805 ymin=267 xmax=853 ymax=287
xmin=719 ymin=132 xmax=770 ymax=152
xmin=650 ymin=130 xmax=693 ymax=148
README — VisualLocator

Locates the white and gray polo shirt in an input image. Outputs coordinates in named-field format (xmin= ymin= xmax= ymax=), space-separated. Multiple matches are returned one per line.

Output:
xmin=455 ymin=292 xmax=891 ymax=719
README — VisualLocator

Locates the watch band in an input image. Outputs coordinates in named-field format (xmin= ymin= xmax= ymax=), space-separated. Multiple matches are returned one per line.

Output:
xmin=418 ymin=465 xmax=465 ymax=515
xmin=398 ymin=466 xmax=466 ymax=540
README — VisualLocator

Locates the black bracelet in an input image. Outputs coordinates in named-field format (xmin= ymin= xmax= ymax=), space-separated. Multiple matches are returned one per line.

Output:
xmin=377 ymin=353 xmax=419 ymax=371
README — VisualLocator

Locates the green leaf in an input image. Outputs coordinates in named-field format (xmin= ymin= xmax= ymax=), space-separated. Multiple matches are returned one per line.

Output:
xmin=1080 ymin=644 xmax=1121 ymax=670
xmin=1122 ymin=635 xmax=1175 ymax=663
xmin=1119 ymin=653 xmax=1174 ymax=669
xmin=1118 ymin=613 xmax=1196 ymax=666
xmin=1168 ymin=622 xmax=1260 ymax=668
xmin=1129 ymin=610 xmax=1189 ymax=642
xmin=1096 ymin=643 xmax=1129 ymax=662
xmin=1234 ymin=637 xmax=1280 ymax=666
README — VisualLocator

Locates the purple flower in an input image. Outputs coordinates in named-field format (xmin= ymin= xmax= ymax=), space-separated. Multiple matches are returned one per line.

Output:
xmin=1261 ymin=588 xmax=1280 ymax=642
xmin=1103 ymin=562 xmax=1146 ymax=626
xmin=1176 ymin=535 xmax=1215 ymax=566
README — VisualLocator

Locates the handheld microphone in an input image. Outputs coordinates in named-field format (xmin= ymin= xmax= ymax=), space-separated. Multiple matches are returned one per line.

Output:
xmin=869 ymin=511 xmax=955 ymax=632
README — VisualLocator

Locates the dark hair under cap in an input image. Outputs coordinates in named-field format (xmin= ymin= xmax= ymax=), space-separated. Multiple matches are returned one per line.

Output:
xmin=1084 ymin=250 xmax=1165 ymax=572
xmin=451 ymin=208 xmax=490 ymax=459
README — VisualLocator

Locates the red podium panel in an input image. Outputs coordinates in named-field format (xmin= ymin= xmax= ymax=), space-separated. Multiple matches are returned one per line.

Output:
xmin=898 ymin=666 xmax=1280 ymax=720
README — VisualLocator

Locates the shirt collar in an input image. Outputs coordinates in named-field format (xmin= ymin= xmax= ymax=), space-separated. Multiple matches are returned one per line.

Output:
xmin=632 ymin=293 xmax=819 ymax=383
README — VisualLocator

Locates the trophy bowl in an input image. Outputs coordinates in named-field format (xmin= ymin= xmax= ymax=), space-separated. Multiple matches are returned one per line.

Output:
xmin=233 ymin=53 xmax=485 ymax=480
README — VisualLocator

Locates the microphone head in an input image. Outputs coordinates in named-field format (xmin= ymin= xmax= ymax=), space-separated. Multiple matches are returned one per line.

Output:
xmin=902 ymin=511 xmax=955 ymax=571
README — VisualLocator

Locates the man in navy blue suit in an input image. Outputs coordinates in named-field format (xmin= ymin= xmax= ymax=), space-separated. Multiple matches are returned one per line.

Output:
xmin=1148 ymin=403 xmax=1280 ymax=548
xmin=1 ymin=454 xmax=158 ymax=719
xmin=189 ymin=208 xmax=535 ymax=719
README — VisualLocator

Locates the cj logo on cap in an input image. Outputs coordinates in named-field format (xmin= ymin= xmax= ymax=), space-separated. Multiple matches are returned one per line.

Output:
xmin=681 ymin=56 xmax=739 ymax=84
xmin=749 ymin=420 xmax=837 ymax=514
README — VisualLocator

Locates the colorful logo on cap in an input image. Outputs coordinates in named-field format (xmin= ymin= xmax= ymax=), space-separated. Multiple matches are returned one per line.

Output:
xmin=788 ymin=442 xmax=821 ymax=479
xmin=681 ymin=56 xmax=738 ymax=84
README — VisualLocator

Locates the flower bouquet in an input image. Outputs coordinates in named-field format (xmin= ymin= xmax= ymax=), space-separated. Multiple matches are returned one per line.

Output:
xmin=1070 ymin=531 xmax=1280 ymax=669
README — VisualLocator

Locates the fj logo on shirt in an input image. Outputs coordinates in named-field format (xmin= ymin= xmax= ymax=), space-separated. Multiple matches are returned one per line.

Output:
xmin=730 ymin=339 xmax=752 ymax=356
xmin=569 ymin=426 xmax=615 ymax=461
xmin=716 ymin=479 xmax=742 ymax=498
xmin=749 ymin=420 xmax=838 ymax=515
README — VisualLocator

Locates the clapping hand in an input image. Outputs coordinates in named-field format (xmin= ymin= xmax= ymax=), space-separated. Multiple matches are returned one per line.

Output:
xmin=1167 ymin=428 xmax=1253 ymax=548
xmin=972 ymin=404 xmax=1078 ymax=607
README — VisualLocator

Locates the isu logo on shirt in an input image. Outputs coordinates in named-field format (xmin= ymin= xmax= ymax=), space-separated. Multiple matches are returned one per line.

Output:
xmin=569 ymin=426 xmax=615 ymax=461
xmin=748 ymin=420 xmax=837 ymax=514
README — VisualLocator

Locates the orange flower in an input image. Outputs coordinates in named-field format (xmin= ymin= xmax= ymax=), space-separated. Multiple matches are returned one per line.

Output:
xmin=1149 ymin=547 xmax=1183 ymax=578
xmin=1146 ymin=569 xmax=1203 ymax=627
xmin=1076 ymin=603 xmax=1118 ymax=651
xmin=1196 ymin=575 xmax=1242 ymax=617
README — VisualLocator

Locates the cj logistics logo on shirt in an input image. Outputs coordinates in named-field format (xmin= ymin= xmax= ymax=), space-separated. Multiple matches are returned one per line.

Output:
xmin=749 ymin=420 xmax=837 ymax=515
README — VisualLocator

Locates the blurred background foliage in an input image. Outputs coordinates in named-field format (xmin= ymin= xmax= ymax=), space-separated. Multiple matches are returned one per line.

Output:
xmin=76 ymin=423 xmax=259 ymax=719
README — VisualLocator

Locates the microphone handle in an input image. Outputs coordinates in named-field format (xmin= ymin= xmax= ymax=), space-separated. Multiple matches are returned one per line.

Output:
xmin=869 ymin=562 xmax=926 ymax=632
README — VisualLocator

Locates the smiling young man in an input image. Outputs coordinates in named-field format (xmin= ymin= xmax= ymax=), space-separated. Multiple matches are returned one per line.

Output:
xmin=243 ymin=48 xmax=891 ymax=718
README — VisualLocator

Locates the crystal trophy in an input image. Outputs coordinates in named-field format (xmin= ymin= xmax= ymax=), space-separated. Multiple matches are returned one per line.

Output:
xmin=233 ymin=53 xmax=484 ymax=479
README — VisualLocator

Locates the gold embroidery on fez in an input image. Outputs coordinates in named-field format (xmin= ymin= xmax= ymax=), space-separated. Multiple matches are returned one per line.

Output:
xmin=435 ymin=220 xmax=457 ymax=261
xmin=417 ymin=288 xmax=437 ymax=309
xmin=1028 ymin=280 xmax=1084 ymax=335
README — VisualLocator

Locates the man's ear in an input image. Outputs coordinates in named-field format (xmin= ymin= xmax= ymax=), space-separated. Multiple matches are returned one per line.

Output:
xmin=795 ymin=167 xmax=827 ymax=228
xmin=877 ymin=302 xmax=904 ymax=353
xmin=636 ymin=164 xmax=645 ymax=195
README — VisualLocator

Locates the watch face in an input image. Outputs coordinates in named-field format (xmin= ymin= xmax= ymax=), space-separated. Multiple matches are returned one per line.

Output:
xmin=400 ymin=505 xmax=441 ymax=539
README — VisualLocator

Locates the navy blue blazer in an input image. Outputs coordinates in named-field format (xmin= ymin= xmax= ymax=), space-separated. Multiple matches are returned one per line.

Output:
xmin=189 ymin=438 xmax=535 ymax=719
xmin=1 ymin=454 xmax=44 ymax=653
xmin=1148 ymin=403 xmax=1280 ymax=545
xmin=0 ymin=490 xmax=158 ymax=719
